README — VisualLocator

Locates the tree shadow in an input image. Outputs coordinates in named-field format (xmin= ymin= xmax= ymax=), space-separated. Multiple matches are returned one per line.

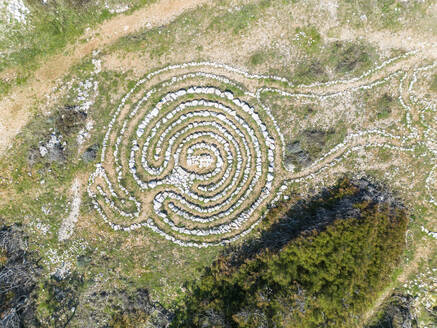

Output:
xmin=222 ymin=176 xmax=402 ymax=269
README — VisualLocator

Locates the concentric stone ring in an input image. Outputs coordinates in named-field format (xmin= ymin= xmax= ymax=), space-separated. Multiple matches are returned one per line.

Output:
xmin=87 ymin=63 xmax=284 ymax=247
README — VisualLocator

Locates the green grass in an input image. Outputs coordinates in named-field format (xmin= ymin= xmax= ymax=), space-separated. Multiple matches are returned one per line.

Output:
xmin=430 ymin=74 xmax=437 ymax=93
xmin=209 ymin=0 xmax=271 ymax=35
xmin=112 ymin=26 xmax=176 ymax=59
xmin=0 ymin=0 xmax=436 ymax=326
xmin=292 ymin=26 xmax=322 ymax=54
xmin=248 ymin=50 xmax=277 ymax=67
xmin=0 ymin=0 xmax=155 ymax=99
xmin=377 ymin=148 xmax=393 ymax=162
xmin=375 ymin=93 xmax=394 ymax=120
xmin=327 ymin=41 xmax=376 ymax=75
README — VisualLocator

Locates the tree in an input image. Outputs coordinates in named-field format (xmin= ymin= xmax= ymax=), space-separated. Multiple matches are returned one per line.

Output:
xmin=172 ymin=178 xmax=408 ymax=328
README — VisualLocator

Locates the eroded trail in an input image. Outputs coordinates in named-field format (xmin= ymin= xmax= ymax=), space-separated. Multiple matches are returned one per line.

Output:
xmin=0 ymin=0 xmax=212 ymax=155
xmin=333 ymin=28 xmax=437 ymax=61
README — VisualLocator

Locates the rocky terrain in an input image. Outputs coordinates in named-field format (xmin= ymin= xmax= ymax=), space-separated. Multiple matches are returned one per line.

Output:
xmin=0 ymin=0 xmax=436 ymax=327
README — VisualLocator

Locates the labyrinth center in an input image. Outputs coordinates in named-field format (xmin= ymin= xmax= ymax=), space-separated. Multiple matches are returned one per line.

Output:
xmin=87 ymin=65 xmax=285 ymax=247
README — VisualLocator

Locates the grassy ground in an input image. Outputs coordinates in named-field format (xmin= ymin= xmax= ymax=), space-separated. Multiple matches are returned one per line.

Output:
xmin=0 ymin=0 xmax=436 ymax=326
xmin=0 ymin=0 xmax=155 ymax=98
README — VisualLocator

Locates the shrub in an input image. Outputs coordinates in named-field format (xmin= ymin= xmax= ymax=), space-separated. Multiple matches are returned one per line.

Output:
xmin=375 ymin=94 xmax=394 ymax=120
xmin=328 ymin=41 xmax=375 ymax=74
xmin=292 ymin=60 xmax=328 ymax=84
xmin=172 ymin=178 xmax=408 ymax=328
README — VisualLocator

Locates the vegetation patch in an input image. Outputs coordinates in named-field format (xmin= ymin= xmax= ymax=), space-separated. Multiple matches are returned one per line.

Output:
xmin=292 ymin=26 xmax=322 ymax=54
xmin=374 ymin=93 xmax=395 ymax=120
xmin=292 ymin=59 xmax=328 ymax=84
xmin=327 ymin=41 xmax=375 ymax=75
xmin=171 ymin=178 xmax=409 ymax=328
xmin=209 ymin=1 xmax=271 ymax=35
xmin=0 ymin=1 xmax=436 ymax=326
xmin=290 ymin=40 xmax=376 ymax=84
xmin=36 ymin=272 xmax=84 ymax=327
xmin=430 ymin=74 xmax=437 ymax=93
xmin=285 ymin=129 xmax=336 ymax=169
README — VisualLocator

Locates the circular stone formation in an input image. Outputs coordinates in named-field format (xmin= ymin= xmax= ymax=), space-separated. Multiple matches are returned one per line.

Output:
xmin=87 ymin=63 xmax=284 ymax=247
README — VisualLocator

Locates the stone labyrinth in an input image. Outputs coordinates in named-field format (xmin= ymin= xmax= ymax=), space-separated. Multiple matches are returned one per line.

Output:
xmin=88 ymin=58 xmax=437 ymax=247
xmin=87 ymin=63 xmax=286 ymax=247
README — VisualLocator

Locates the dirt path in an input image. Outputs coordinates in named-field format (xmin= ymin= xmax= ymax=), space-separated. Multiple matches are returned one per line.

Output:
xmin=333 ymin=28 xmax=437 ymax=60
xmin=0 ymin=0 xmax=211 ymax=156
xmin=362 ymin=240 xmax=433 ymax=324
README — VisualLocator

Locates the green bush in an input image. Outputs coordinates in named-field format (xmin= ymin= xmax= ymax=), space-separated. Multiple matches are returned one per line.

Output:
xmin=249 ymin=51 xmax=269 ymax=66
xmin=328 ymin=41 xmax=375 ymax=74
xmin=172 ymin=178 xmax=408 ymax=328
xmin=375 ymin=93 xmax=394 ymax=120
xmin=292 ymin=60 xmax=328 ymax=84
